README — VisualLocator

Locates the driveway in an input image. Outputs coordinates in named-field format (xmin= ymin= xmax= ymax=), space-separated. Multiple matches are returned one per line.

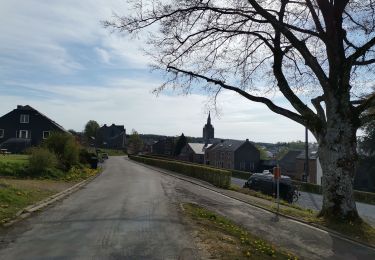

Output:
xmin=232 ymin=177 xmax=375 ymax=226
xmin=0 ymin=158 xmax=374 ymax=259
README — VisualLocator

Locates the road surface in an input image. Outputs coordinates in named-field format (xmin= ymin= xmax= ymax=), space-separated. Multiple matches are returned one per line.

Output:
xmin=232 ymin=177 xmax=375 ymax=226
xmin=0 ymin=157 xmax=374 ymax=259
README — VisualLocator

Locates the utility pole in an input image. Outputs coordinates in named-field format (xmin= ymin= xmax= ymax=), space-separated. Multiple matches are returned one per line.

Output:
xmin=305 ymin=125 xmax=309 ymax=182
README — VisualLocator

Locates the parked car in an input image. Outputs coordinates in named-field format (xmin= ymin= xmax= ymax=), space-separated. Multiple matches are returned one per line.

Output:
xmin=101 ymin=153 xmax=109 ymax=159
xmin=243 ymin=173 xmax=299 ymax=203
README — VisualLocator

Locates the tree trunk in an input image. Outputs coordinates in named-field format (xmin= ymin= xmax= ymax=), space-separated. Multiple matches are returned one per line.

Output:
xmin=317 ymin=114 xmax=359 ymax=221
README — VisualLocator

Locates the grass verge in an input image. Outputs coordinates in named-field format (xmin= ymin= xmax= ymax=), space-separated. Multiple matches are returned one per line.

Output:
xmin=230 ymin=185 xmax=375 ymax=247
xmin=183 ymin=203 xmax=298 ymax=260
xmin=0 ymin=183 xmax=54 ymax=224
xmin=0 ymin=155 xmax=29 ymax=164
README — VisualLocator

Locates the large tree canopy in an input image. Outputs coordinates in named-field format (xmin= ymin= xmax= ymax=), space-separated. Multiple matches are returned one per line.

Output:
xmin=106 ymin=0 xmax=375 ymax=220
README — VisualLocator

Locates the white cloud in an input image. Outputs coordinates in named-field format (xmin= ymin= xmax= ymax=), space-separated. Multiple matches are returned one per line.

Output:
xmin=0 ymin=79 xmax=312 ymax=142
xmin=0 ymin=0 xmax=314 ymax=143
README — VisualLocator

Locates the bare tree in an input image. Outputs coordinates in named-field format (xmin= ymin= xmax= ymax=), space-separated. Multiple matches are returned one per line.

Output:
xmin=105 ymin=0 xmax=375 ymax=220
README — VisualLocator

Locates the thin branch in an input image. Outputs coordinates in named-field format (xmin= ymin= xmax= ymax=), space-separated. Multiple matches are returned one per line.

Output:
xmin=167 ymin=66 xmax=305 ymax=126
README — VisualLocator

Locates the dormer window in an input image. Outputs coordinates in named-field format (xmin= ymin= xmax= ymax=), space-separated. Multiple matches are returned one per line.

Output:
xmin=0 ymin=129 xmax=4 ymax=138
xmin=20 ymin=114 xmax=29 ymax=123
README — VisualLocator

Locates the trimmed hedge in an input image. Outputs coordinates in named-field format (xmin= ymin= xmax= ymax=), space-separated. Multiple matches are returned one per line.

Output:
xmin=292 ymin=180 xmax=375 ymax=205
xmin=138 ymin=155 xmax=375 ymax=205
xmin=292 ymin=180 xmax=322 ymax=194
xmin=354 ymin=190 xmax=375 ymax=205
xmin=141 ymin=154 xmax=252 ymax=180
xmin=129 ymin=155 xmax=231 ymax=188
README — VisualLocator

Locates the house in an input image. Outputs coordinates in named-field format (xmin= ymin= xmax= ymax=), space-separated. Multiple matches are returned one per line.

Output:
xmin=151 ymin=137 xmax=175 ymax=156
xmin=0 ymin=105 xmax=67 ymax=153
xmin=279 ymin=150 xmax=303 ymax=179
xmin=179 ymin=143 xmax=212 ymax=164
xmin=295 ymin=149 xmax=323 ymax=185
xmin=205 ymin=139 xmax=260 ymax=171
xmin=96 ymin=124 xmax=126 ymax=150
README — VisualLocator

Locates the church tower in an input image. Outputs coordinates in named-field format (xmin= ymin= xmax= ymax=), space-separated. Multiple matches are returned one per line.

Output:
xmin=203 ymin=112 xmax=214 ymax=142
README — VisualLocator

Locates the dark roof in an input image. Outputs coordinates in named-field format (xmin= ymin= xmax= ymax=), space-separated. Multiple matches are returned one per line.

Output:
xmin=101 ymin=124 xmax=125 ymax=132
xmin=16 ymin=105 xmax=67 ymax=132
xmin=207 ymin=139 xmax=253 ymax=152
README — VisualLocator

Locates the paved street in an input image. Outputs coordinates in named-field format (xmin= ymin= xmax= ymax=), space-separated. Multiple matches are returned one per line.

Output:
xmin=0 ymin=157 xmax=374 ymax=259
xmin=0 ymin=157 xmax=198 ymax=259
xmin=232 ymin=177 xmax=375 ymax=226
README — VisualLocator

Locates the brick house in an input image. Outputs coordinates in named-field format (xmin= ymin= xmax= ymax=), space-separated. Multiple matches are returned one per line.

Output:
xmin=205 ymin=139 xmax=260 ymax=171
xmin=179 ymin=143 xmax=212 ymax=164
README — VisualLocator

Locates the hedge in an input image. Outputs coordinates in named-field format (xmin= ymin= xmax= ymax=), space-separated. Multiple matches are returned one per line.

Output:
xmin=292 ymin=180 xmax=375 ymax=205
xmin=141 ymin=154 xmax=252 ymax=180
xmin=129 ymin=155 xmax=231 ymax=188
xmin=134 ymin=155 xmax=375 ymax=205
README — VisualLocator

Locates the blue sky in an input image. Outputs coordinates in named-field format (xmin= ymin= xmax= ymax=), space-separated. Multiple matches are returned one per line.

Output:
xmin=0 ymin=0 xmax=311 ymax=143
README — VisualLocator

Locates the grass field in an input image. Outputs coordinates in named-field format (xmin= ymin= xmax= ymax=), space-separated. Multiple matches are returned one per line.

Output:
xmin=0 ymin=180 xmax=58 ymax=224
xmin=0 ymin=155 xmax=29 ymax=165
xmin=183 ymin=203 xmax=298 ymax=259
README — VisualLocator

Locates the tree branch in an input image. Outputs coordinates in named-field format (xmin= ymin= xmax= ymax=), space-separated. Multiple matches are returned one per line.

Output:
xmin=246 ymin=0 xmax=329 ymax=90
xmin=167 ymin=66 xmax=305 ymax=126
xmin=348 ymin=36 xmax=375 ymax=65
xmin=355 ymin=93 xmax=375 ymax=114
xmin=311 ymin=95 xmax=327 ymax=122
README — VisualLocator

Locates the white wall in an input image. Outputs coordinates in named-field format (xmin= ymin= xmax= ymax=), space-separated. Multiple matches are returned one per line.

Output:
xmin=316 ymin=157 xmax=323 ymax=185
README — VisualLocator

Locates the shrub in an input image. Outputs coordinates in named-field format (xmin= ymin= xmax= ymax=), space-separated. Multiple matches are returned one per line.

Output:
xmin=28 ymin=147 xmax=57 ymax=176
xmin=43 ymin=132 xmax=80 ymax=170
xmin=129 ymin=155 xmax=231 ymax=188
xmin=79 ymin=148 xmax=92 ymax=164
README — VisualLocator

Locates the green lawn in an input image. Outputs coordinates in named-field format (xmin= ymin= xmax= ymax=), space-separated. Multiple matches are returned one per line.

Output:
xmin=0 ymin=182 xmax=53 ymax=223
xmin=0 ymin=155 xmax=29 ymax=165
xmin=184 ymin=203 xmax=298 ymax=259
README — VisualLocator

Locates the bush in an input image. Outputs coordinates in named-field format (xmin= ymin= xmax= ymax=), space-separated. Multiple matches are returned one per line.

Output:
xmin=28 ymin=147 xmax=58 ymax=176
xmin=129 ymin=155 xmax=231 ymax=188
xmin=43 ymin=132 xmax=80 ymax=170
xmin=79 ymin=149 xmax=92 ymax=164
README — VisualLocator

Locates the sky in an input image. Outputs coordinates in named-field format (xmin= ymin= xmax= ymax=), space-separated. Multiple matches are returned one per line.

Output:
xmin=0 ymin=0 xmax=311 ymax=143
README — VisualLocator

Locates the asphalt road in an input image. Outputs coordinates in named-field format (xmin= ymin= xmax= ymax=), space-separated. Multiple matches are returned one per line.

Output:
xmin=232 ymin=177 xmax=375 ymax=226
xmin=0 ymin=157 xmax=199 ymax=259
xmin=0 ymin=157 xmax=374 ymax=260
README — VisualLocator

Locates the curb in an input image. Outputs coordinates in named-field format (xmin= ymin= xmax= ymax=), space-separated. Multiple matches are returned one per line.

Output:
xmin=128 ymin=158 xmax=375 ymax=251
xmin=2 ymin=171 xmax=101 ymax=228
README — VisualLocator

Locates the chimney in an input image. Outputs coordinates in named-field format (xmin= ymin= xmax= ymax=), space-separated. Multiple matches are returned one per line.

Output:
xmin=17 ymin=105 xmax=23 ymax=109
xmin=246 ymin=139 xmax=249 ymax=142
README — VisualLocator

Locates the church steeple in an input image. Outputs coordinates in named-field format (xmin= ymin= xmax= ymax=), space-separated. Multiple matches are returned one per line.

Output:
xmin=203 ymin=111 xmax=214 ymax=142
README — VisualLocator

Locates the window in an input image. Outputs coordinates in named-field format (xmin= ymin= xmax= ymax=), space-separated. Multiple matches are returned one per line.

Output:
xmin=19 ymin=130 xmax=29 ymax=139
xmin=43 ymin=131 xmax=51 ymax=139
xmin=0 ymin=129 xmax=4 ymax=138
xmin=20 ymin=114 xmax=29 ymax=123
